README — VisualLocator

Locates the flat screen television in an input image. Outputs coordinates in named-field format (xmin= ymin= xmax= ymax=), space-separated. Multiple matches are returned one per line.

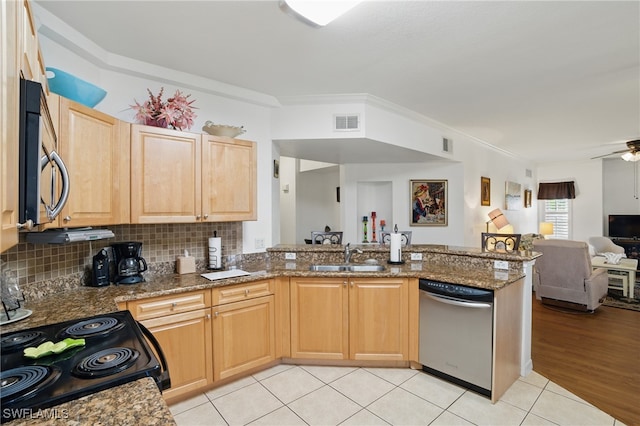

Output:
xmin=608 ymin=215 xmax=640 ymax=239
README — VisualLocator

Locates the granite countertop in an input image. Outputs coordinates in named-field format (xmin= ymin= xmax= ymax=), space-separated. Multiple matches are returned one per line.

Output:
xmin=2 ymin=248 xmax=535 ymax=425
xmin=6 ymin=378 xmax=175 ymax=426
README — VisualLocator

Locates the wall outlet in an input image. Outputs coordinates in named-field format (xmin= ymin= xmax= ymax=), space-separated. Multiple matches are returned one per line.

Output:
xmin=255 ymin=238 xmax=265 ymax=249
xmin=494 ymin=260 xmax=509 ymax=270
xmin=410 ymin=253 xmax=423 ymax=261
xmin=285 ymin=252 xmax=296 ymax=260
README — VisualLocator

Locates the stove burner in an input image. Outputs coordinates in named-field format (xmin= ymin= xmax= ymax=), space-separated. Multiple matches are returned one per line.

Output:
xmin=73 ymin=347 xmax=139 ymax=378
xmin=0 ymin=366 xmax=60 ymax=402
xmin=1 ymin=331 xmax=46 ymax=353
xmin=61 ymin=316 xmax=124 ymax=338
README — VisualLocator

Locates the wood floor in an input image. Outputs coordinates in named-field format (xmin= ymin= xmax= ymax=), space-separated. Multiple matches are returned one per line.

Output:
xmin=531 ymin=294 xmax=640 ymax=426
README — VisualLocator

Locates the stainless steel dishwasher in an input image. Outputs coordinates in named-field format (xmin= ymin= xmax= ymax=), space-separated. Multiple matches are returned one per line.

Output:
xmin=418 ymin=279 xmax=494 ymax=397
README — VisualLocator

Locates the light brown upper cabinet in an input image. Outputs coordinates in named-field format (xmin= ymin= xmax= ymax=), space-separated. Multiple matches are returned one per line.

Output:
xmin=202 ymin=135 xmax=256 ymax=222
xmin=51 ymin=95 xmax=130 ymax=227
xmin=131 ymin=125 xmax=256 ymax=224
xmin=1 ymin=0 xmax=21 ymax=252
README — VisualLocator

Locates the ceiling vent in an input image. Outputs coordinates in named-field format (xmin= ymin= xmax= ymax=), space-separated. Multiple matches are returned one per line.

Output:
xmin=334 ymin=114 xmax=360 ymax=131
xmin=442 ymin=137 xmax=453 ymax=153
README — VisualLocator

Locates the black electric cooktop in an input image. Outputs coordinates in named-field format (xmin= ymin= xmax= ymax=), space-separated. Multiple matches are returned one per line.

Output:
xmin=0 ymin=310 xmax=169 ymax=423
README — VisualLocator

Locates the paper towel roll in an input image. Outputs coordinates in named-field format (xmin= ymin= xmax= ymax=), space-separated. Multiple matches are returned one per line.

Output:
xmin=208 ymin=237 xmax=222 ymax=269
xmin=390 ymin=233 xmax=402 ymax=262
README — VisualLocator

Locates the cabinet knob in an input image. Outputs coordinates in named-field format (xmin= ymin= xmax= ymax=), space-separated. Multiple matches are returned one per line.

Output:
xmin=245 ymin=289 xmax=249 ymax=296
xmin=343 ymin=281 xmax=347 ymax=287
xmin=350 ymin=281 xmax=354 ymax=287
xmin=206 ymin=313 xmax=211 ymax=320
xmin=172 ymin=302 xmax=177 ymax=308
xmin=64 ymin=216 xmax=71 ymax=222
xmin=214 ymin=311 xmax=219 ymax=317
xmin=196 ymin=215 xmax=201 ymax=220
xmin=17 ymin=220 xmax=34 ymax=230
xmin=203 ymin=213 xmax=209 ymax=219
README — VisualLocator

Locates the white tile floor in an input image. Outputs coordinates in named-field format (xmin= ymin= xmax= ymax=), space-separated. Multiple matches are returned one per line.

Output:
xmin=169 ymin=365 xmax=625 ymax=426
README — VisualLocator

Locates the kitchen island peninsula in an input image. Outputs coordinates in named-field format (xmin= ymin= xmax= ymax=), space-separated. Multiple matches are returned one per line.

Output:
xmin=1 ymin=244 xmax=539 ymax=425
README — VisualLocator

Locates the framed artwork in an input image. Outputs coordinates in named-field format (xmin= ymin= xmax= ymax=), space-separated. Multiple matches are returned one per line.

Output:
xmin=481 ymin=176 xmax=491 ymax=206
xmin=273 ymin=159 xmax=279 ymax=178
xmin=524 ymin=189 xmax=532 ymax=208
xmin=410 ymin=179 xmax=448 ymax=226
xmin=505 ymin=181 xmax=522 ymax=210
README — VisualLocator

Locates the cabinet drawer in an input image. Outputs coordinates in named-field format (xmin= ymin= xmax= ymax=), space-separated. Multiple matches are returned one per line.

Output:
xmin=128 ymin=290 xmax=211 ymax=321
xmin=212 ymin=279 xmax=273 ymax=306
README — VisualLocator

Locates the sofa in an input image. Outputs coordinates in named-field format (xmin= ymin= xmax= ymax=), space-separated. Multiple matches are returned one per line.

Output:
xmin=533 ymin=239 xmax=609 ymax=311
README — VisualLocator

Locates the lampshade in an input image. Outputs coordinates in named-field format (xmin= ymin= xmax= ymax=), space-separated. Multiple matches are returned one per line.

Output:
xmin=539 ymin=222 xmax=554 ymax=236
xmin=621 ymin=151 xmax=640 ymax=162
xmin=487 ymin=208 xmax=509 ymax=230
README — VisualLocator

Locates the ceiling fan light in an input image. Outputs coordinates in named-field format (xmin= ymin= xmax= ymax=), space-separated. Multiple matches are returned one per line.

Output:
xmin=621 ymin=152 xmax=640 ymax=161
xmin=281 ymin=0 xmax=361 ymax=26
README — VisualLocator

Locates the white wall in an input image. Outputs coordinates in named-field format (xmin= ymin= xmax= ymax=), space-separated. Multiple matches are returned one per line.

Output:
xmin=537 ymin=160 xmax=603 ymax=241
xmin=296 ymin=164 xmax=341 ymax=244
xmin=278 ymin=157 xmax=296 ymax=244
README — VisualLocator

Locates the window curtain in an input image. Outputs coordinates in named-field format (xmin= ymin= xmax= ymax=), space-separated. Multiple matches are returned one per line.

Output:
xmin=537 ymin=181 xmax=576 ymax=199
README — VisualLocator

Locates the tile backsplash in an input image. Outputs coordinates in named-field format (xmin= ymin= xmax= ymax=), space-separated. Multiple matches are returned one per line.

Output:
xmin=0 ymin=222 xmax=243 ymax=300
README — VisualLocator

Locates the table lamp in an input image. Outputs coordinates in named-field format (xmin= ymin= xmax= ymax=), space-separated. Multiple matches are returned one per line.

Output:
xmin=539 ymin=222 xmax=554 ymax=238
xmin=486 ymin=208 xmax=509 ymax=232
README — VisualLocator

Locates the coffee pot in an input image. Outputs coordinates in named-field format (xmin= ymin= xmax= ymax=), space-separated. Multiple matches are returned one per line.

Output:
xmin=111 ymin=242 xmax=147 ymax=284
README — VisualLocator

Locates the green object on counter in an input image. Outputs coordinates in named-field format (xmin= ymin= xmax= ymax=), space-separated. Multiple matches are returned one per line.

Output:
xmin=23 ymin=338 xmax=85 ymax=359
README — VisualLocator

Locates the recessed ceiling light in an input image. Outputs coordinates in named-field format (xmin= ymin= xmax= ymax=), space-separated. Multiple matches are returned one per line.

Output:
xmin=280 ymin=0 xmax=362 ymax=27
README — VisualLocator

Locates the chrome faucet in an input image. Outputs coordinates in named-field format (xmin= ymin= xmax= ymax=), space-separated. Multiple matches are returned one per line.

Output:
xmin=344 ymin=243 xmax=362 ymax=263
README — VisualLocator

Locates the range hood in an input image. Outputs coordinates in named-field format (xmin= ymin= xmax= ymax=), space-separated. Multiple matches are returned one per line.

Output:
xmin=25 ymin=228 xmax=115 ymax=244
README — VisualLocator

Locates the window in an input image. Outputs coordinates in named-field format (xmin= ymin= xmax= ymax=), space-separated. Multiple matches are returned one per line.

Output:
xmin=542 ymin=199 xmax=571 ymax=239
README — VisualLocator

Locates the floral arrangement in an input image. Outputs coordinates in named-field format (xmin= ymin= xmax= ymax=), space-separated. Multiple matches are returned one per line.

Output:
xmin=131 ymin=87 xmax=196 ymax=131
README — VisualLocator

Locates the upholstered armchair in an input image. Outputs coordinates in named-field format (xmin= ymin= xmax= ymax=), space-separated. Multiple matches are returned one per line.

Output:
xmin=533 ymin=239 xmax=609 ymax=311
xmin=588 ymin=236 xmax=626 ymax=256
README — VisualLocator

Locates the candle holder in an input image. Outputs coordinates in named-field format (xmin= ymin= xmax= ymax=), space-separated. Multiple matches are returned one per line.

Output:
xmin=362 ymin=216 xmax=369 ymax=243
xmin=371 ymin=212 xmax=377 ymax=243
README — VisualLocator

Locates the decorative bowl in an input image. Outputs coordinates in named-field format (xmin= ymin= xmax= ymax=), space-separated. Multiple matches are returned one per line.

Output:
xmin=202 ymin=121 xmax=246 ymax=138
xmin=46 ymin=67 xmax=107 ymax=108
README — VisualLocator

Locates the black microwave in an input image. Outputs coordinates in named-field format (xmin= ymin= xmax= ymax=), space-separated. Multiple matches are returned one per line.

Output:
xmin=18 ymin=78 xmax=69 ymax=229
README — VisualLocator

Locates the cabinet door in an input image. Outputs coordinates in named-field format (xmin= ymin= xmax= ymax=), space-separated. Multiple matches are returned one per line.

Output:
xmin=131 ymin=124 xmax=201 ymax=223
xmin=20 ymin=0 xmax=37 ymax=81
xmin=290 ymin=277 xmax=349 ymax=359
xmin=349 ymin=278 xmax=409 ymax=361
xmin=212 ymin=295 xmax=275 ymax=381
xmin=139 ymin=308 xmax=213 ymax=401
xmin=1 ymin=0 xmax=20 ymax=251
xmin=201 ymin=136 xmax=256 ymax=221
xmin=58 ymin=97 xmax=129 ymax=226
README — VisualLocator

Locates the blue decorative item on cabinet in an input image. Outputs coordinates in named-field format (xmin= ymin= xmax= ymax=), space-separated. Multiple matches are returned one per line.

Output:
xmin=46 ymin=67 xmax=107 ymax=107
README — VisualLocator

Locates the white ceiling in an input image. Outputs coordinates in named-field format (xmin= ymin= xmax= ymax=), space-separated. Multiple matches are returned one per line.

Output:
xmin=35 ymin=0 xmax=639 ymax=163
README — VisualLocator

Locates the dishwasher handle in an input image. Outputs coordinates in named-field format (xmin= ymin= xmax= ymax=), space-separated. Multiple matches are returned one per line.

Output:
xmin=422 ymin=291 xmax=492 ymax=309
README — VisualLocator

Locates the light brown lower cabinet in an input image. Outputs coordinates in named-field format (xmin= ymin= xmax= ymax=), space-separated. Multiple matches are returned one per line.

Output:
xmin=139 ymin=308 xmax=213 ymax=401
xmin=212 ymin=295 xmax=276 ymax=381
xmin=126 ymin=290 xmax=213 ymax=401
xmin=289 ymin=277 xmax=409 ymax=361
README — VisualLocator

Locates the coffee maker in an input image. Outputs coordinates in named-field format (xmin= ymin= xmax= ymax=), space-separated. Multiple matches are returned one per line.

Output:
xmin=112 ymin=242 xmax=148 ymax=284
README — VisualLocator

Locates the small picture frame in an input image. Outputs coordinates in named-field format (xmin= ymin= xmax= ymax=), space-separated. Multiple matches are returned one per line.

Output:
xmin=273 ymin=159 xmax=279 ymax=178
xmin=481 ymin=176 xmax=490 ymax=206
xmin=524 ymin=189 xmax=532 ymax=208
xmin=410 ymin=179 xmax=448 ymax=226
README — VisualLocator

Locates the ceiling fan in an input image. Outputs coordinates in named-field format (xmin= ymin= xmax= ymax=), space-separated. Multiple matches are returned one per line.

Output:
xmin=591 ymin=139 xmax=640 ymax=161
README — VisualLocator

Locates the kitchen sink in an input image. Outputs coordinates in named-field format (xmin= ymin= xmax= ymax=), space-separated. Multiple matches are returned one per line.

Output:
xmin=309 ymin=264 xmax=385 ymax=272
